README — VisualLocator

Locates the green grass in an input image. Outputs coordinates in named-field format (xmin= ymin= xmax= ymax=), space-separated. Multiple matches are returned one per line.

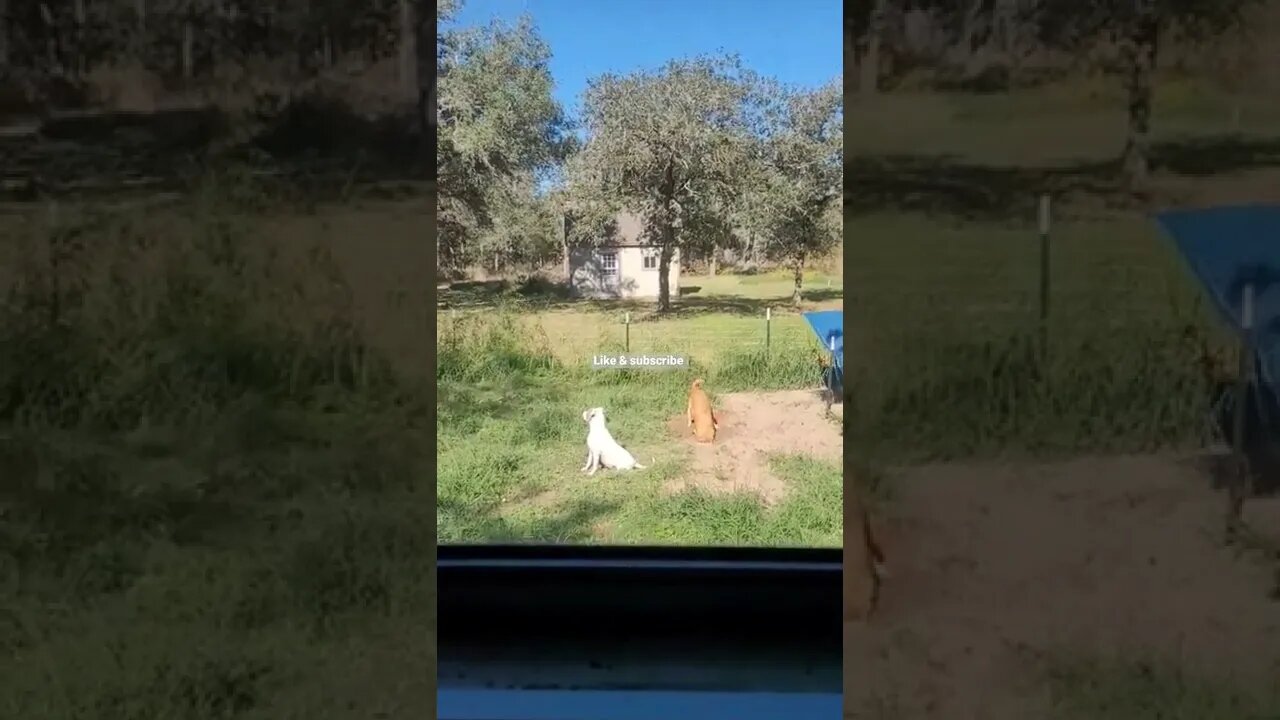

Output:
xmin=845 ymin=211 xmax=1223 ymax=461
xmin=843 ymin=77 xmax=1280 ymax=462
xmin=0 ymin=192 xmax=434 ymax=718
xmin=847 ymin=77 xmax=1280 ymax=164
xmin=437 ymin=269 xmax=843 ymax=368
xmin=436 ymin=311 xmax=842 ymax=546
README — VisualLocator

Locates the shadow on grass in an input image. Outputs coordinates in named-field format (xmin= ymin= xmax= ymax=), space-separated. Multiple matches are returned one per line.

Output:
xmin=437 ymin=279 xmax=843 ymax=318
xmin=0 ymin=91 xmax=428 ymax=203
xmin=845 ymin=134 xmax=1280 ymax=223
xmin=438 ymin=497 xmax=621 ymax=544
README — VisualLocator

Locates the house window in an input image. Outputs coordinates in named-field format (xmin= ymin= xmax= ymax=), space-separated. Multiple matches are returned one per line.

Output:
xmin=642 ymin=250 xmax=659 ymax=270
xmin=600 ymin=252 xmax=618 ymax=277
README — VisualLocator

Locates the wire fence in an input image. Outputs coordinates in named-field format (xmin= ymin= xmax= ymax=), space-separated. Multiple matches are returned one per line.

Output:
xmin=844 ymin=197 xmax=1228 ymax=460
xmin=440 ymin=305 xmax=833 ymax=372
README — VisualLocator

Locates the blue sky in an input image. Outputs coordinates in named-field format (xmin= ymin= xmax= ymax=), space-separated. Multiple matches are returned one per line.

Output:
xmin=447 ymin=0 xmax=843 ymax=123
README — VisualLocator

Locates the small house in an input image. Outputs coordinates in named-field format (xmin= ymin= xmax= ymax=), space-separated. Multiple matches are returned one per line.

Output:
xmin=566 ymin=211 xmax=680 ymax=299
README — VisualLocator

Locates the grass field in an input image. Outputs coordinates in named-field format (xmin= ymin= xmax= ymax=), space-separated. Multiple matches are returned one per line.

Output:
xmin=846 ymin=79 xmax=1280 ymax=463
xmin=0 ymin=189 xmax=435 ymax=718
xmin=436 ymin=270 xmax=844 ymax=546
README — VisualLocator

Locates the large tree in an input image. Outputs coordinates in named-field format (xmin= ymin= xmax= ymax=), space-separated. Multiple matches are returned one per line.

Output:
xmin=740 ymin=78 xmax=843 ymax=305
xmin=1032 ymin=0 xmax=1262 ymax=190
xmin=565 ymin=54 xmax=759 ymax=311
xmin=435 ymin=7 xmax=568 ymax=273
xmin=474 ymin=171 xmax=560 ymax=272
xmin=846 ymin=0 xmax=1260 ymax=190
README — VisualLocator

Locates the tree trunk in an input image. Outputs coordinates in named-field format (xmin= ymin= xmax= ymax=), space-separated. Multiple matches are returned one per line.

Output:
xmin=209 ymin=0 xmax=222 ymax=69
xmin=133 ymin=0 xmax=146 ymax=56
xmin=658 ymin=223 xmax=675 ymax=312
xmin=957 ymin=0 xmax=985 ymax=57
xmin=560 ymin=214 xmax=571 ymax=283
xmin=1121 ymin=1 xmax=1159 ymax=193
xmin=415 ymin=0 xmax=433 ymax=141
xmin=73 ymin=0 xmax=87 ymax=77
xmin=399 ymin=0 xmax=419 ymax=103
xmin=860 ymin=0 xmax=886 ymax=95
xmin=182 ymin=18 xmax=195 ymax=81
xmin=657 ymin=162 xmax=678 ymax=312
xmin=709 ymin=247 xmax=717 ymax=276
xmin=39 ymin=3 xmax=58 ymax=74
xmin=0 ymin=0 xmax=9 ymax=68
xmin=844 ymin=13 xmax=857 ymax=91
xmin=792 ymin=253 xmax=805 ymax=306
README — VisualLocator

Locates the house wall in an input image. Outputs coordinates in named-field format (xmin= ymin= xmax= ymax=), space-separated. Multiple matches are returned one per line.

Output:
xmin=569 ymin=246 xmax=680 ymax=299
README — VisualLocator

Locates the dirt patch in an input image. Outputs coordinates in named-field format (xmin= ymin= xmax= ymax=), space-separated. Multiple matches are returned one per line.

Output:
xmin=663 ymin=389 xmax=842 ymax=504
xmin=846 ymin=454 xmax=1280 ymax=719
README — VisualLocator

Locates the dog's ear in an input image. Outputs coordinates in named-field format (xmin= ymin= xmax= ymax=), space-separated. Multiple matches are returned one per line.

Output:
xmin=582 ymin=409 xmax=592 ymax=423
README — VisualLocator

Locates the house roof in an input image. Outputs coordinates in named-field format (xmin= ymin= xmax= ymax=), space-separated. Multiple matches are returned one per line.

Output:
xmin=564 ymin=210 xmax=656 ymax=247
xmin=598 ymin=211 xmax=652 ymax=247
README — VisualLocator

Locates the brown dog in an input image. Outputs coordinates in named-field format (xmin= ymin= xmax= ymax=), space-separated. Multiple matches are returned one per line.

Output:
xmin=845 ymin=490 xmax=885 ymax=622
xmin=687 ymin=378 xmax=718 ymax=443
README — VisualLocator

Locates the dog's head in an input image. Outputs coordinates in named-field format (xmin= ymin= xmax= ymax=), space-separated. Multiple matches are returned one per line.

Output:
xmin=582 ymin=407 xmax=606 ymax=425
xmin=690 ymin=378 xmax=704 ymax=389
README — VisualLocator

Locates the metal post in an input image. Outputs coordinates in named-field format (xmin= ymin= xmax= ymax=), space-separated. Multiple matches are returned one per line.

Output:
xmin=1228 ymin=283 xmax=1254 ymax=543
xmin=765 ymin=307 xmax=771 ymax=352
xmin=1038 ymin=194 xmax=1051 ymax=356
xmin=828 ymin=335 xmax=838 ymax=410
xmin=624 ymin=311 xmax=630 ymax=352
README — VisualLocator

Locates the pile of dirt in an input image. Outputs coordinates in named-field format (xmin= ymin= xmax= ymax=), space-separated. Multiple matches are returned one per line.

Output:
xmin=846 ymin=455 xmax=1280 ymax=719
xmin=664 ymin=389 xmax=842 ymax=504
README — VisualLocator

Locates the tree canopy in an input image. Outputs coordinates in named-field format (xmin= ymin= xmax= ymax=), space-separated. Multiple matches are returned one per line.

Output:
xmin=435 ymin=8 xmax=571 ymax=272
xmin=569 ymin=55 xmax=756 ymax=309
xmin=738 ymin=78 xmax=843 ymax=304
xmin=565 ymin=54 xmax=842 ymax=309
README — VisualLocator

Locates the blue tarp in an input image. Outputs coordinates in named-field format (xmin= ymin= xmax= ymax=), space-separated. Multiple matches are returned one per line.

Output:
xmin=1155 ymin=204 xmax=1280 ymax=387
xmin=801 ymin=310 xmax=843 ymax=371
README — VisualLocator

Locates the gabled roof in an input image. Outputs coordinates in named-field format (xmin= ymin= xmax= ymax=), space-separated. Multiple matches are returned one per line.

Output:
xmin=569 ymin=208 xmax=751 ymax=249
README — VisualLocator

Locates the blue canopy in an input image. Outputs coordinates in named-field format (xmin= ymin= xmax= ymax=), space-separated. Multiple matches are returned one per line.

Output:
xmin=1155 ymin=204 xmax=1280 ymax=386
xmin=801 ymin=310 xmax=843 ymax=371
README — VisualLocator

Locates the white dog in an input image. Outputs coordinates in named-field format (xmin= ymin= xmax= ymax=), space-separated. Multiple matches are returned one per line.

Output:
xmin=580 ymin=407 xmax=646 ymax=475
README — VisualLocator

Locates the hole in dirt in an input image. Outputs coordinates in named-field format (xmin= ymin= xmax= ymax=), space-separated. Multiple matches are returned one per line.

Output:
xmin=665 ymin=410 xmax=733 ymax=443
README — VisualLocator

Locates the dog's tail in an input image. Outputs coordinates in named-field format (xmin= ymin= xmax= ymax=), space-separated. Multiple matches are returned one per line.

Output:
xmin=634 ymin=456 xmax=654 ymax=470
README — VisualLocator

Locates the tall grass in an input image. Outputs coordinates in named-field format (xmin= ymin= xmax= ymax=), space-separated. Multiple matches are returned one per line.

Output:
xmin=436 ymin=310 xmax=826 ymax=392
xmin=847 ymin=319 xmax=1220 ymax=461
xmin=844 ymin=213 xmax=1229 ymax=463
xmin=0 ymin=186 xmax=433 ymax=718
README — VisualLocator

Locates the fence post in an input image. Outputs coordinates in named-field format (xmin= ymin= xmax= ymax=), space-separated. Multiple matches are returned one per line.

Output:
xmin=1228 ymin=283 xmax=1255 ymax=544
xmin=765 ymin=307 xmax=771 ymax=353
xmin=1037 ymin=193 xmax=1052 ymax=356
xmin=624 ymin=311 xmax=631 ymax=352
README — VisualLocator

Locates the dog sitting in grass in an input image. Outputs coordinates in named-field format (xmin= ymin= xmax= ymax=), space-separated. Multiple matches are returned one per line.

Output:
xmin=687 ymin=378 xmax=719 ymax=443
xmin=846 ymin=489 xmax=886 ymax=622
xmin=581 ymin=407 xmax=646 ymax=475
